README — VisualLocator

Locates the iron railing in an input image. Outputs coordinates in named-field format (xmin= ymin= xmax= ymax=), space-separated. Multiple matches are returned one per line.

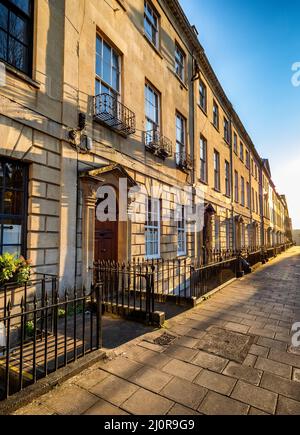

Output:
xmin=245 ymin=249 xmax=263 ymax=267
xmin=0 ymin=278 xmax=102 ymax=401
xmin=94 ymin=93 xmax=136 ymax=135
xmin=175 ymin=151 xmax=192 ymax=171
xmin=190 ymin=258 xmax=238 ymax=300
xmin=144 ymin=130 xmax=173 ymax=159
xmin=93 ymin=261 xmax=155 ymax=321
xmin=197 ymin=249 xmax=238 ymax=267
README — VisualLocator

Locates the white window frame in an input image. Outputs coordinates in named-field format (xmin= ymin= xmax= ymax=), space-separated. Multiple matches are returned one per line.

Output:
xmin=144 ymin=0 xmax=159 ymax=48
xmin=247 ymin=182 xmax=250 ymax=208
xmin=177 ymin=205 xmax=187 ymax=256
xmin=240 ymin=142 xmax=244 ymax=162
xmin=241 ymin=176 xmax=245 ymax=206
xmin=145 ymin=82 xmax=160 ymax=142
xmin=213 ymin=101 xmax=219 ymax=129
xmin=234 ymin=171 xmax=239 ymax=203
xmin=224 ymin=118 xmax=230 ymax=143
xmin=199 ymin=80 xmax=207 ymax=112
xmin=214 ymin=149 xmax=220 ymax=191
xmin=175 ymin=43 xmax=185 ymax=82
xmin=233 ymin=132 xmax=238 ymax=154
xmin=176 ymin=112 xmax=186 ymax=164
xmin=145 ymin=197 xmax=161 ymax=260
xmin=225 ymin=160 xmax=231 ymax=197
xmin=200 ymin=135 xmax=207 ymax=183
xmin=95 ymin=34 xmax=121 ymax=97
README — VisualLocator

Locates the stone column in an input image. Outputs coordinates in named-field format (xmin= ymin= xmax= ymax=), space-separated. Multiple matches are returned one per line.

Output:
xmin=81 ymin=175 xmax=102 ymax=291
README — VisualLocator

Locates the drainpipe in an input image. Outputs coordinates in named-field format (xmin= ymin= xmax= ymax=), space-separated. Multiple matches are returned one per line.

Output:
xmin=229 ymin=115 xmax=235 ymax=252
xmin=191 ymin=53 xmax=199 ymax=260
xmin=259 ymin=163 xmax=264 ymax=248
xmin=74 ymin=152 xmax=79 ymax=289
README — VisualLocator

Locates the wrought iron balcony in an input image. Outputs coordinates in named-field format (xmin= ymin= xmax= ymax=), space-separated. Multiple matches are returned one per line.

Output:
xmin=176 ymin=151 xmax=193 ymax=171
xmin=144 ymin=130 xmax=173 ymax=159
xmin=94 ymin=93 xmax=136 ymax=136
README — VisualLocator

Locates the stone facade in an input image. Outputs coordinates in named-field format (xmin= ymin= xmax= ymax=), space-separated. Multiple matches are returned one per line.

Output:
xmin=0 ymin=0 xmax=293 ymax=291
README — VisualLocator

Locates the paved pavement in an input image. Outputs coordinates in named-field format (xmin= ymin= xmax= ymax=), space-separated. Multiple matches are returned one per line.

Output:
xmin=14 ymin=247 xmax=300 ymax=415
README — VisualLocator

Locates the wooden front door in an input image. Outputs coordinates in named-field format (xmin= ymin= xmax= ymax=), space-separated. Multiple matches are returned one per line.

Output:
xmin=95 ymin=219 xmax=118 ymax=262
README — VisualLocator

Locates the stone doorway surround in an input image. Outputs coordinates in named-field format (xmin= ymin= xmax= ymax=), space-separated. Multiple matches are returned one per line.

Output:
xmin=79 ymin=164 xmax=137 ymax=290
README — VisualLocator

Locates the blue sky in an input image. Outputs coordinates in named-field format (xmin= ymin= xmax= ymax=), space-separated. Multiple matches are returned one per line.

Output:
xmin=180 ymin=0 xmax=300 ymax=227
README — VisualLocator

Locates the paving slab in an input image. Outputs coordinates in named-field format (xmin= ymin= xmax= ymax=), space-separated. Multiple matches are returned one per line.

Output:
xmin=192 ymin=350 xmax=228 ymax=373
xmin=223 ymin=362 xmax=262 ymax=386
xmin=198 ymin=391 xmax=249 ymax=415
xmin=162 ymin=358 xmax=202 ymax=382
xmin=194 ymin=370 xmax=236 ymax=395
xmin=255 ymin=356 xmax=292 ymax=379
xmin=42 ymin=385 xmax=99 ymax=415
xmin=260 ymin=372 xmax=300 ymax=401
xmin=231 ymin=381 xmax=278 ymax=414
xmin=167 ymin=404 xmax=200 ymax=415
xmin=276 ymin=395 xmax=300 ymax=415
xmin=73 ymin=369 xmax=110 ymax=390
xmin=160 ymin=377 xmax=207 ymax=410
xmin=122 ymin=388 xmax=174 ymax=415
xmin=164 ymin=345 xmax=199 ymax=363
xmin=99 ymin=357 xmax=144 ymax=379
xmin=129 ymin=366 xmax=173 ymax=393
xmin=89 ymin=375 xmax=139 ymax=407
xmin=84 ymin=399 xmax=129 ymax=415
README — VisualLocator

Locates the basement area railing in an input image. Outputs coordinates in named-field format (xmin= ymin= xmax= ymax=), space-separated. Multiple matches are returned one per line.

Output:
xmin=0 ymin=277 xmax=102 ymax=401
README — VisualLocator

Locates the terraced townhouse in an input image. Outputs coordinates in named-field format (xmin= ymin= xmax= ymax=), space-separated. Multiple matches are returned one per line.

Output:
xmin=0 ymin=0 xmax=293 ymax=291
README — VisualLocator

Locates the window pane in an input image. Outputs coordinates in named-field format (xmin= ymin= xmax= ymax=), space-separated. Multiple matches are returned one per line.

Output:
xmin=0 ymin=4 xmax=8 ymax=30
xmin=9 ymin=12 xmax=28 ymax=43
xmin=102 ymin=59 xmax=111 ymax=85
xmin=3 ymin=162 xmax=23 ymax=188
xmin=112 ymin=51 xmax=119 ymax=69
xmin=145 ymin=85 xmax=159 ymax=125
xmin=0 ymin=29 xmax=7 ymax=61
xmin=103 ymin=41 xmax=111 ymax=64
xmin=112 ymin=67 xmax=119 ymax=92
xmin=2 ymin=245 xmax=21 ymax=256
xmin=8 ymin=37 xmax=28 ymax=72
xmin=10 ymin=0 xmax=31 ymax=16
xmin=96 ymin=53 xmax=102 ymax=77
xmin=2 ymin=224 xmax=22 ymax=244
xmin=0 ymin=163 xmax=4 ymax=188
xmin=144 ymin=18 xmax=152 ymax=40
xmin=3 ymin=190 xmax=22 ymax=214
xmin=96 ymin=35 xmax=102 ymax=56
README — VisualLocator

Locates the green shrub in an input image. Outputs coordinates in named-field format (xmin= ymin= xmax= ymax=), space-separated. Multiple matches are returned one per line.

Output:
xmin=0 ymin=253 xmax=31 ymax=287
xmin=25 ymin=321 xmax=34 ymax=337
xmin=58 ymin=308 xmax=66 ymax=318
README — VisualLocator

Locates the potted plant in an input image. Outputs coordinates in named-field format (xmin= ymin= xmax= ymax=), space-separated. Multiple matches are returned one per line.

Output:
xmin=0 ymin=253 xmax=31 ymax=288
xmin=0 ymin=254 xmax=31 ymax=328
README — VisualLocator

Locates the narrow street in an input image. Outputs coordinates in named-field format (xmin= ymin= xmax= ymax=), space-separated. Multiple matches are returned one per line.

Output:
xmin=14 ymin=247 xmax=300 ymax=415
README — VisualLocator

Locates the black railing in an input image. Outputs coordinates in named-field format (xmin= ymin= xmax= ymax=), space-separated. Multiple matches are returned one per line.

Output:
xmin=93 ymin=261 xmax=155 ymax=321
xmin=190 ymin=258 xmax=238 ymax=300
xmin=176 ymin=151 xmax=192 ymax=171
xmin=144 ymin=130 xmax=173 ymax=159
xmin=245 ymin=249 xmax=262 ymax=267
xmin=198 ymin=249 xmax=238 ymax=267
xmin=0 ymin=278 xmax=102 ymax=401
xmin=94 ymin=93 xmax=136 ymax=135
